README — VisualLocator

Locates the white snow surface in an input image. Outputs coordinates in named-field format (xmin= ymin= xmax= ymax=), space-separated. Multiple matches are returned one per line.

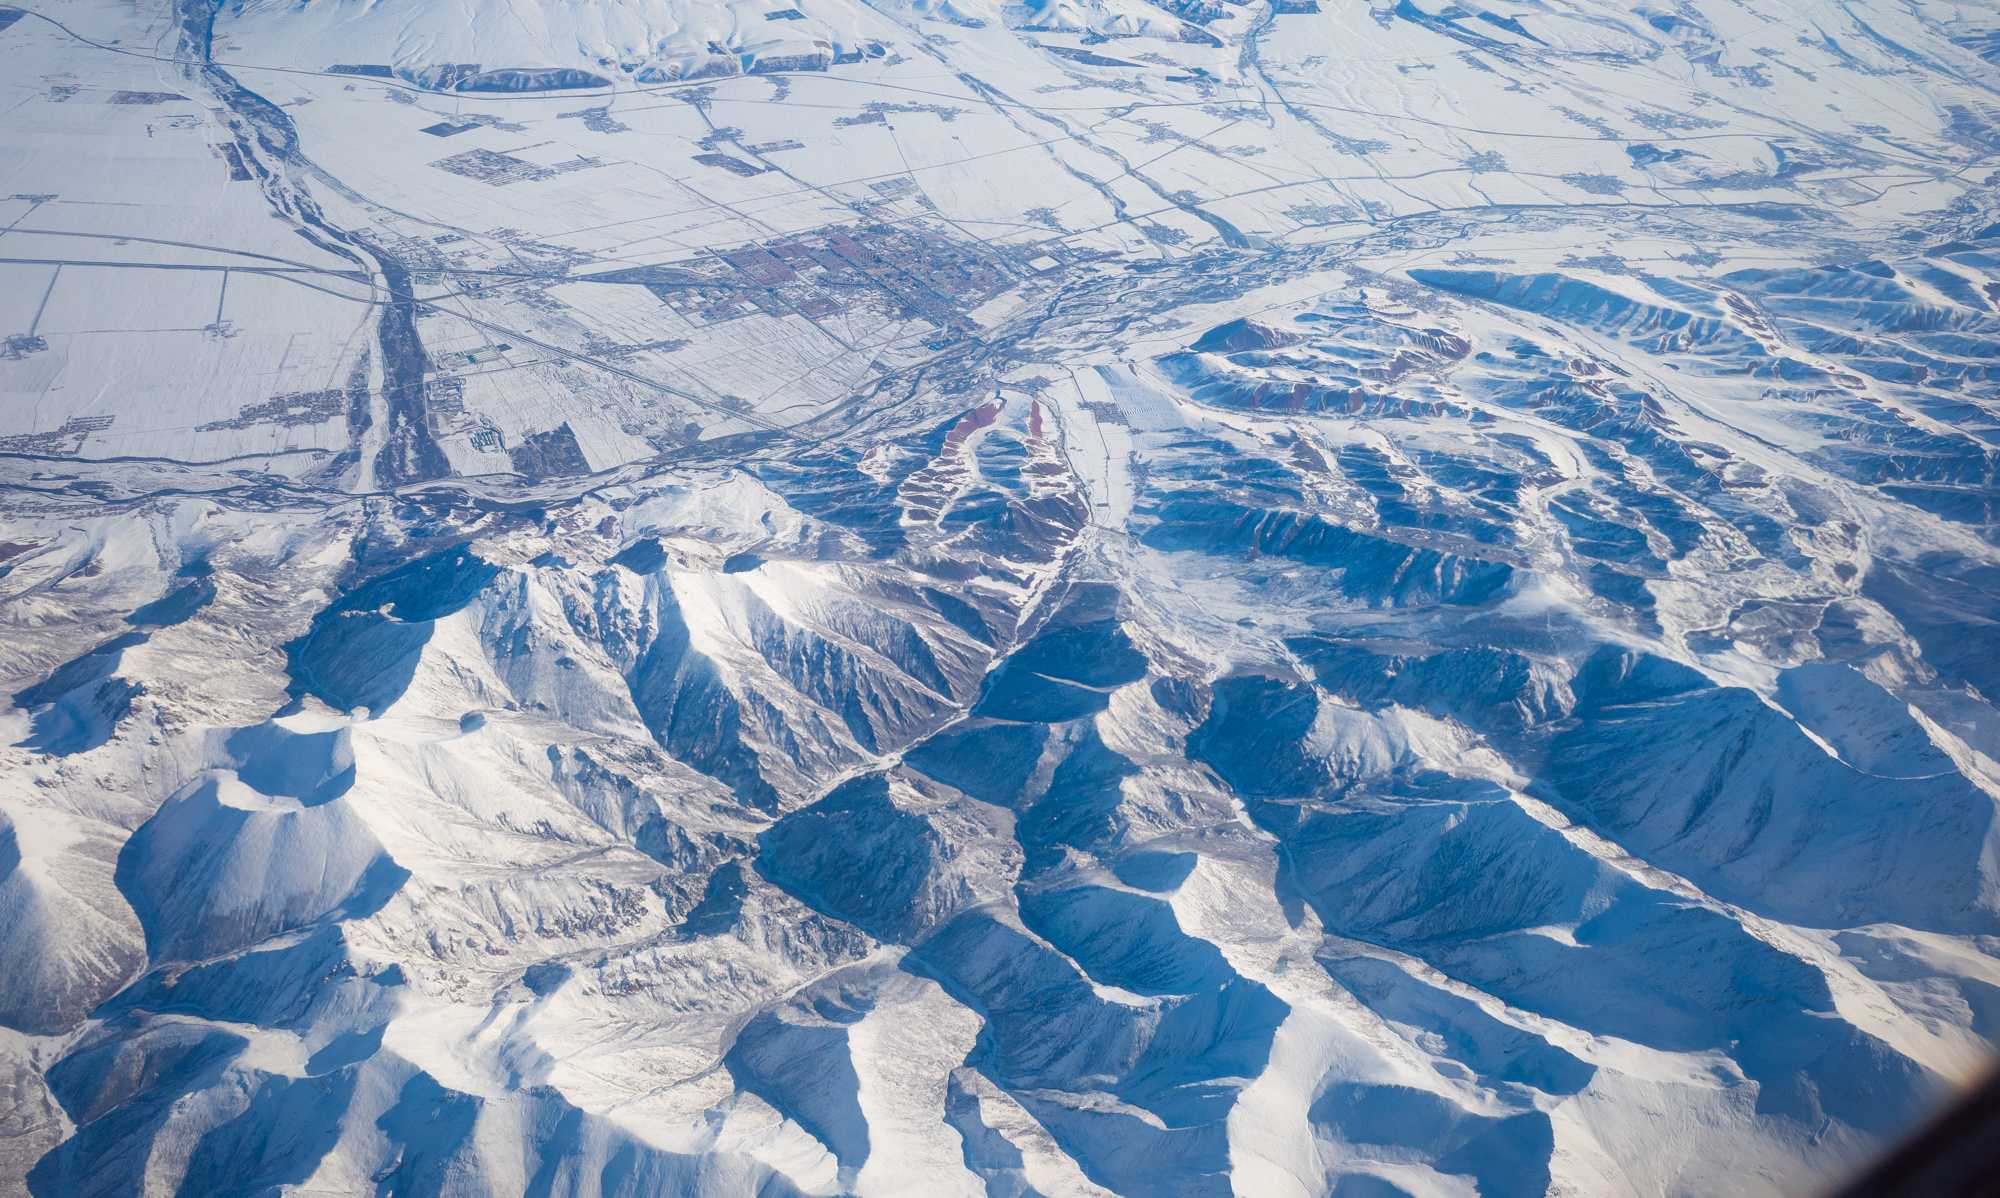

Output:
xmin=2 ymin=0 xmax=1999 ymax=1194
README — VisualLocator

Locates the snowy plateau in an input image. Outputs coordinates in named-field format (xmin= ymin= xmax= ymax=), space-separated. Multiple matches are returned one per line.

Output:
xmin=1 ymin=0 xmax=2000 ymax=1194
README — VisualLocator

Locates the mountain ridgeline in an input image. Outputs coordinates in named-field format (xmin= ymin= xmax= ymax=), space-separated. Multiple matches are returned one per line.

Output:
xmin=3 ymin=0 xmax=2000 ymax=1193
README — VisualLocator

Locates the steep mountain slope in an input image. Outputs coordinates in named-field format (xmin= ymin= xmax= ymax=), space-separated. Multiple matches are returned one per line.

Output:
xmin=2 ymin=0 xmax=1999 ymax=1193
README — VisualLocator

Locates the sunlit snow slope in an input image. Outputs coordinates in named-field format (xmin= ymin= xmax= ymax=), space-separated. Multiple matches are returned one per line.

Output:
xmin=2 ymin=0 xmax=1999 ymax=1194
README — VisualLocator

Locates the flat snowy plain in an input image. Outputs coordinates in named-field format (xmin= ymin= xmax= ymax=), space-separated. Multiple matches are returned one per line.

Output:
xmin=2 ymin=0 xmax=1999 ymax=1194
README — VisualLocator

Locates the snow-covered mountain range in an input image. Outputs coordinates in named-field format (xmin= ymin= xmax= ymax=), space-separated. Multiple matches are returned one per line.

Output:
xmin=2 ymin=0 xmax=1998 ymax=1193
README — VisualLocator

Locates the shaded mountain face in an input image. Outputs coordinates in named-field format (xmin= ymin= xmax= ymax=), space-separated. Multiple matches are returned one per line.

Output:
xmin=3 ymin=0 xmax=2000 ymax=1194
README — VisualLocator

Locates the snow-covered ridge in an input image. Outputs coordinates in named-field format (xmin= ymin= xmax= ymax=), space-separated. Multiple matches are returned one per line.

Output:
xmin=2 ymin=0 xmax=1999 ymax=1192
